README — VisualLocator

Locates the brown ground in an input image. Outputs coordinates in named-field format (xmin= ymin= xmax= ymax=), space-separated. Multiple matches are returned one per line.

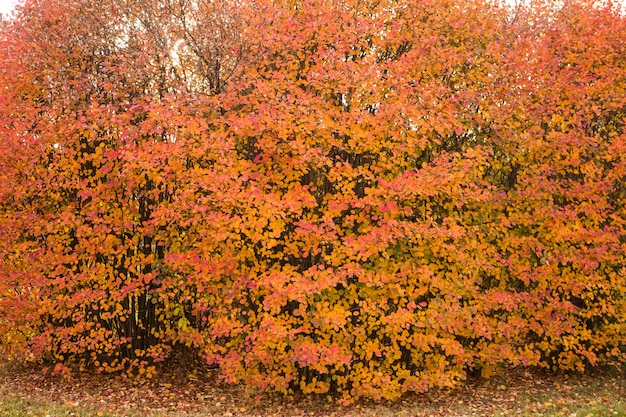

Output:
xmin=0 ymin=360 xmax=624 ymax=417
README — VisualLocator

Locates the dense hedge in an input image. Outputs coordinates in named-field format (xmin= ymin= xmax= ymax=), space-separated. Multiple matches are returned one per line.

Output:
xmin=1 ymin=0 xmax=625 ymax=402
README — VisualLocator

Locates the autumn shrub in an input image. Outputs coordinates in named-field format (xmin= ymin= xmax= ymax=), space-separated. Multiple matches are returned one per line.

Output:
xmin=0 ymin=0 xmax=625 ymax=402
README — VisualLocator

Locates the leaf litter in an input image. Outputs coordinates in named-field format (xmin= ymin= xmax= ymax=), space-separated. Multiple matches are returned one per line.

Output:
xmin=1 ymin=362 xmax=624 ymax=416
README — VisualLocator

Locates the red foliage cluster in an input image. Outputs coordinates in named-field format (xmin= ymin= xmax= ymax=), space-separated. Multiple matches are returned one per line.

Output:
xmin=1 ymin=0 xmax=625 ymax=401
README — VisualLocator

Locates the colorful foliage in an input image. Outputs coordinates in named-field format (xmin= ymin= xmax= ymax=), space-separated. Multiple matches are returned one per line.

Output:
xmin=0 ymin=0 xmax=625 ymax=402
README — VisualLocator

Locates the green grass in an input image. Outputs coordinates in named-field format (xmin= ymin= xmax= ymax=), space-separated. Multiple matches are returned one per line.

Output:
xmin=0 ymin=395 xmax=111 ymax=417
xmin=491 ymin=376 xmax=626 ymax=417
xmin=493 ymin=402 xmax=626 ymax=417
xmin=0 ymin=390 xmax=143 ymax=417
